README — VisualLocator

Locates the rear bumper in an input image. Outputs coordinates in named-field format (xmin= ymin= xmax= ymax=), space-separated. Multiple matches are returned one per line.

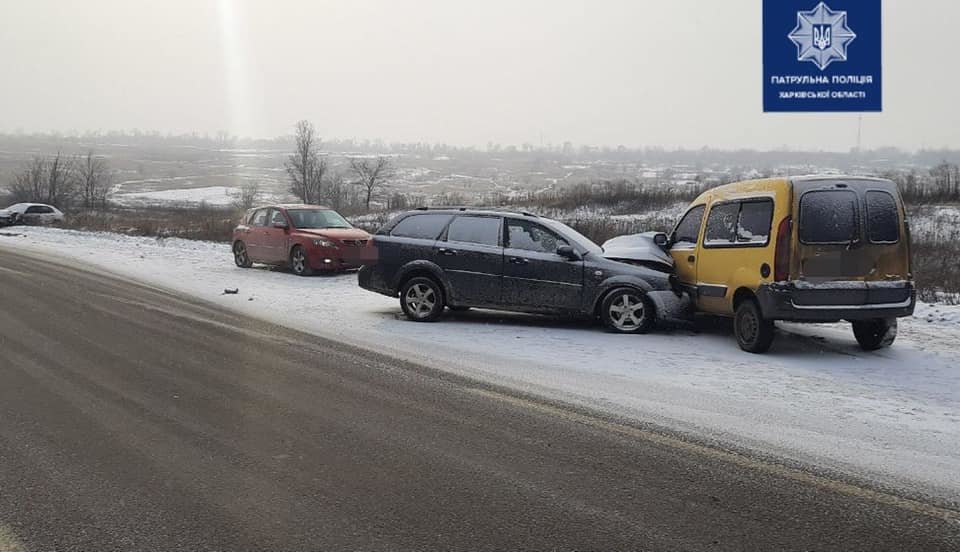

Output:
xmin=756 ymin=280 xmax=916 ymax=322
xmin=358 ymin=265 xmax=396 ymax=297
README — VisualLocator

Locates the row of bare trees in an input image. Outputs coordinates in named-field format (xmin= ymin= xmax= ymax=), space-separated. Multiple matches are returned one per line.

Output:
xmin=8 ymin=150 xmax=113 ymax=209
xmin=285 ymin=120 xmax=394 ymax=211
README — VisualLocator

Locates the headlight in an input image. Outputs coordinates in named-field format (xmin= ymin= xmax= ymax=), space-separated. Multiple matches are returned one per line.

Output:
xmin=312 ymin=238 xmax=337 ymax=248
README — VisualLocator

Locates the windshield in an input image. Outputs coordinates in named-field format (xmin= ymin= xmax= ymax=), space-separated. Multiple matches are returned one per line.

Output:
xmin=286 ymin=209 xmax=352 ymax=229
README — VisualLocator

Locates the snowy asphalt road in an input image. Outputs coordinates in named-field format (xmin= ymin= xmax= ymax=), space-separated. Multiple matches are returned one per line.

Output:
xmin=1 ymin=249 xmax=960 ymax=550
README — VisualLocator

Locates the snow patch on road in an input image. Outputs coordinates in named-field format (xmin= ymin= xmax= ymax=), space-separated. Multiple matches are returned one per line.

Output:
xmin=3 ymin=226 xmax=960 ymax=501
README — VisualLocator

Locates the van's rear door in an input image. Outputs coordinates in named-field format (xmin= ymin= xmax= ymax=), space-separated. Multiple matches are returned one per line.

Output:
xmin=791 ymin=177 xmax=912 ymax=305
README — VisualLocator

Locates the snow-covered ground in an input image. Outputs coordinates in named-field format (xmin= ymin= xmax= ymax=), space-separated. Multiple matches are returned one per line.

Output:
xmin=3 ymin=226 xmax=960 ymax=502
xmin=113 ymin=185 xmax=241 ymax=207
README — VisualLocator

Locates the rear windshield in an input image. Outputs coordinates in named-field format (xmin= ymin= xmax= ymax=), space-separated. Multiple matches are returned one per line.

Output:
xmin=865 ymin=191 xmax=900 ymax=243
xmin=799 ymin=190 xmax=859 ymax=244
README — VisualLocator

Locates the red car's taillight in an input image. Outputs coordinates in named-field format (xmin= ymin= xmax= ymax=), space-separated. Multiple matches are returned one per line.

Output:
xmin=774 ymin=215 xmax=792 ymax=282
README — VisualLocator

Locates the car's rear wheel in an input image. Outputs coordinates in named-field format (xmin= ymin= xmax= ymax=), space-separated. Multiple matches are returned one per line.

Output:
xmin=233 ymin=241 xmax=253 ymax=268
xmin=734 ymin=299 xmax=775 ymax=353
xmin=400 ymin=277 xmax=444 ymax=322
xmin=852 ymin=318 xmax=897 ymax=350
xmin=290 ymin=245 xmax=313 ymax=276
xmin=601 ymin=288 xmax=654 ymax=334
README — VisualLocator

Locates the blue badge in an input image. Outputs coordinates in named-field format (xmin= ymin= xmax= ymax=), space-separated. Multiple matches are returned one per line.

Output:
xmin=763 ymin=0 xmax=881 ymax=112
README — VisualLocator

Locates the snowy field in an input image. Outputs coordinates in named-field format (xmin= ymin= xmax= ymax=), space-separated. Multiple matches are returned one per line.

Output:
xmin=112 ymin=185 xmax=242 ymax=207
xmin=2 ymin=226 xmax=960 ymax=503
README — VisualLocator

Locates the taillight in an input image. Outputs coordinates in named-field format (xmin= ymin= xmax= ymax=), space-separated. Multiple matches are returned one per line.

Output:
xmin=774 ymin=216 xmax=792 ymax=282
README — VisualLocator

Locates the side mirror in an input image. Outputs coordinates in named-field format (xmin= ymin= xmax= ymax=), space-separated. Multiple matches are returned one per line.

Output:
xmin=556 ymin=245 xmax=581 ymax=261
xmin=653 ymin=232 xmax=669 ymax=248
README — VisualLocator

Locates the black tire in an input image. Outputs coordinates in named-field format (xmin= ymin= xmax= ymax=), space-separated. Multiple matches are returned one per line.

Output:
xmin=600 ymin=288 xmax=655 ymax=334
xmin=233 ymin=241 xmax=253 ymax=268
xmin=852 ymin=318 xmax=898 ymax=350
xmin=734 ymin=299 xmax=775 ymax=353
xmin=400 ymin=277 xmax=445 ymax=322
xmin=289 ymin=245 xmax=313 ymax=276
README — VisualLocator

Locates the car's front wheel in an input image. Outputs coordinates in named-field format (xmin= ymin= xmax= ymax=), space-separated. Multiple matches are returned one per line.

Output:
xmin=734 ymin=299 xmax=775 ymax=353
xmin=290 ymin=245 xmax=313 ymax=276
xmin=400 ymin=277 xmax=445 ymax=322
xmin=852 ymin=318 xmax=897 ymax=350
xmin=233 ymin=241 xmax=253 ymax=268
xmin=601 ymin=288 xmax=655 ymax=334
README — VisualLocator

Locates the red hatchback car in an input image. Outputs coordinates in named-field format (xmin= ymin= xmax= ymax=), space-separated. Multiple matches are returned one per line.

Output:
xmin=232 ymin=204 xmax=376 ymax=275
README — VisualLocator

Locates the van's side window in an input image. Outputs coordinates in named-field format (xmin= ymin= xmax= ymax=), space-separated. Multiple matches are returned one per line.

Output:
xmin=737 ymin=200 xmax=773 ymax=244
xmin=673 ymin=205 xmax=705 ymax=246
xmin=865 ymin=191 xmax=899 ymax=244
xmin=704 ymin=203 xmax=739 ymax=245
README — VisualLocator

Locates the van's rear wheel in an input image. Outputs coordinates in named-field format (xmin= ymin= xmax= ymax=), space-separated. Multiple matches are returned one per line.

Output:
xmin=852 ymin=318 xmax=897 ymax=350
xmin=734 ymin=299 xmax=775 ymax=353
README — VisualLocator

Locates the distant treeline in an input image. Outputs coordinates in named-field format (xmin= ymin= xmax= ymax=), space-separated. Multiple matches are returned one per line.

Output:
xmin=2 ymin=131 xmax=960 ymax=170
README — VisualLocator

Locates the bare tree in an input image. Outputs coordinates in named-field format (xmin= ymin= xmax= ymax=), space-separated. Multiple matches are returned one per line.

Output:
xmin=9 ymin=157 xmax=47 ymax=203
xmin=8 ymin=153 xmax=77 ymax=207
xmin=78 ymin=150 xmax=112 ymax=208
xmin=350 ymin=156 xmax=394 ymax=211
xmin=232 ymin=181 xmax=262 ymax=211
xmin=285 ymin=120 xmax=327 ymax=204
xmin=44 ymin=152 xmax=76 ymax=207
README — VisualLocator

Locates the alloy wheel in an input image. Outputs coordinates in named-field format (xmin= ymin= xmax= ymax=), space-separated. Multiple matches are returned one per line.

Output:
xmin=404 ymin=283 xmax=437 ymax=319
xmin=608 ymin=293 xmax=646 ymax=331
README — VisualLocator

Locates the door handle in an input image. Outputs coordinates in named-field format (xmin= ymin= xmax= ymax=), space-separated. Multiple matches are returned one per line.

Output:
xmin=509 ymin=257 xmax=529 ymax=265
xmin=687 ymin=255 xmax=696 ymax=263
xmin=438 ymin=248 xmax=457 ymax=256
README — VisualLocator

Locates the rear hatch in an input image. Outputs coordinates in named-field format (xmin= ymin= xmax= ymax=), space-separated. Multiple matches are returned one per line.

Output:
xmin=790 ymin=177 xmax=912 ymax=306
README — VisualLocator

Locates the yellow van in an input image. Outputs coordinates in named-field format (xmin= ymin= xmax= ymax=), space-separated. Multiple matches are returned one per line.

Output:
xmin=668 ymin=176 xmax=915 ymax=353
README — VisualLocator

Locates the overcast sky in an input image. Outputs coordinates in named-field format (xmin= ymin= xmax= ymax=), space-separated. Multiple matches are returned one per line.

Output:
xmin=1 ymin=0 xmax=957 ymax=150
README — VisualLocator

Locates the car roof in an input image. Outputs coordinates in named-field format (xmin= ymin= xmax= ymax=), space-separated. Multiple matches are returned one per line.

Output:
xmin=4 ymin=202 xmax=57 ymax=209
xmin=251 ymin=204 xmax=332 ymax=211
xmin=405 ymin=207 xmax=542 ymax=219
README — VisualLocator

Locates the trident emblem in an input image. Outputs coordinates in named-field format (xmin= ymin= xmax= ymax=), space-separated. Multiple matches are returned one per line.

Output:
xmin=813 ymin=24 xmax=831 ymax=50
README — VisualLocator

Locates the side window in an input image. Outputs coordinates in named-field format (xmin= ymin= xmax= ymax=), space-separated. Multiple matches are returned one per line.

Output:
xmin=673 ymin=205 xmax=705 ymax=245
xmin=269 ymin=209 xmax=286 ymax=226
xmin=506 ymin=219 xmax=569 ymax=253
xmin=704 ymin=203 xmax=740 ymax=245
xmin=389 ymin=214 xmax=452 ymax=239
xmin=737 ymin=200 xmax=773 ymax=244
xmin=251 ymin=209 xmax=268 ymax=226
xmin=865 ymin=191 xmax=899 ymax=243
xmin=446 ymin=216 xmax=501 ymax=246
xmin=25 ymin=206 xmax=43 ymax=214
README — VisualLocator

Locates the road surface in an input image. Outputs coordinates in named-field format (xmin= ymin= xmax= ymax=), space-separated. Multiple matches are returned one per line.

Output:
xmin=0 ymin=247 xmax=958 ymax=551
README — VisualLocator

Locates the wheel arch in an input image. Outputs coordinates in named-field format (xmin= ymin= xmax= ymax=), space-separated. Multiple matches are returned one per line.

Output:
xmin=593 ymin=277 xmax=655 ymax=318
xmin=732 ymin=287 xmax=757 ymax=311
xmin=394 ymin=261 xmax=450 ymax=297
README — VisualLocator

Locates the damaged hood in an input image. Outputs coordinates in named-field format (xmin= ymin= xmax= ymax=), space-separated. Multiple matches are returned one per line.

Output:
xmin=601 ymin=232 xmax=673 ymax=268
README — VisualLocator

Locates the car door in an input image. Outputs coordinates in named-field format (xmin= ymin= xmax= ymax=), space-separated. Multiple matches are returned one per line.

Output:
xmin=22 ymin=205 xmax=45 ymax=224
xmin=502 ymin=218 xmax=583 ymax=311
xmin=261 ymin=208 xmax=290 ymax=263
xmin=435 ymin=215 xmax=503 ymax=306
xmin=669 ymin=204 xmax=706 ymax=299
xmin=695 ymin=199 xmax=775 ymax=314
xmin=244 ymin=208 xmax=270 ymax=261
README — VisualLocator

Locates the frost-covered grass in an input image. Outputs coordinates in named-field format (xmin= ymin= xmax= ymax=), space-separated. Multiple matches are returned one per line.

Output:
xmin=3 ymin=225 xmax=960 ymax=502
